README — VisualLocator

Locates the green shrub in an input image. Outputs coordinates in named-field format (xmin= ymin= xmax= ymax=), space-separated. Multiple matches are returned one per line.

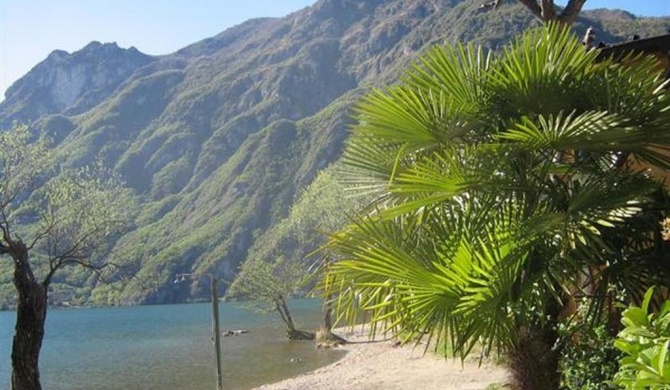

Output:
xmin=613 ymin=288 xmax=670 ymax=389
xmin=561 ymin=323 xmax=621 ymax=390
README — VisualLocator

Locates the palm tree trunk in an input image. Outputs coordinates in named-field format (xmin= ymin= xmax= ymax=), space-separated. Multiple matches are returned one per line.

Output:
xmin=508 ymin=291 xmax=562 ymax=390
xmin=11 ymin=244 xmax=47 ymax=390
xmin=507 ymin=327 xmax=560 ymax=390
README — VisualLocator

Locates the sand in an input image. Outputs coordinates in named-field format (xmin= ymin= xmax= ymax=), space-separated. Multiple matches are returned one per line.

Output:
xmin=253 ymin=326 xmax=508 ymax=390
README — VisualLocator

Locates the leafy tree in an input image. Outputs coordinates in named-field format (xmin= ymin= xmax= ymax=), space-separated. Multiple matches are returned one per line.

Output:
xmin=228 ymin=166 xmax=373 ymax=340
xmin=228 ymin=258 xmax=315 ymax=340
xmin=322 ymin=24 xmax=670 ymax=390
xmin=0 ymin=125 xmax=134 ymax=390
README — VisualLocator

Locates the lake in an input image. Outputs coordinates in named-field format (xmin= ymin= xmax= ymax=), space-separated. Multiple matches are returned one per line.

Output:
xmin=0 ymin=300 xmax=344 ymax=389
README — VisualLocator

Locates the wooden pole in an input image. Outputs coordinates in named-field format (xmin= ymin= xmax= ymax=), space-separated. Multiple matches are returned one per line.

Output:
xmin=211 ymin=277 xmax=223 ymax=390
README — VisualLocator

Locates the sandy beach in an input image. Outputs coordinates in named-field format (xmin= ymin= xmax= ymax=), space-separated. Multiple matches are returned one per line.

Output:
xmin=253 ymin=326 xmax=508 ymax=390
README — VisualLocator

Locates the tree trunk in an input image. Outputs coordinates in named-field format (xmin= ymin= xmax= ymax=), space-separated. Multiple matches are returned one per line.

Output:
xmin=507 ymin=293 xmax=562 ymax=390
xmin=275 ymin=296 xmax=297 ymax=333
xmin=11 ymin=243 xmax=47 ymax=390
xmin=316 ymin=294 xmax=346 ymax=345
xmin=506 ymin=327 xmax=560 ymax=390
xmin=557 ymin=0 xmax=587 ymax=25
xmin=275 ymin=296 xmax=315 ymax=340
xmin=515 ymin=0 xmax=587 ymax=25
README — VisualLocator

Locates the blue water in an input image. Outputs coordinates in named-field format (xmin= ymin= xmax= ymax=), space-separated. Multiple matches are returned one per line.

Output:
xmin=0 ymin=300 xmax=343 ymax=389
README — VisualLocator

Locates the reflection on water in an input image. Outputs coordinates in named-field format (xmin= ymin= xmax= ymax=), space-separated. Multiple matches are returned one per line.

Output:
xmin=0 ymin=300 xmax=343 ymax=390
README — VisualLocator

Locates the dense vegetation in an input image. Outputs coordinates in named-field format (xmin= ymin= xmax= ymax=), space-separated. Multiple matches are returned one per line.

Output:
xmin=0 ymin=0 xmax=668 ymax=307
xmin=322 ymin=23 xmax=670 ymax=390
xmin=614 ymin=288 xmax=670 ymax=388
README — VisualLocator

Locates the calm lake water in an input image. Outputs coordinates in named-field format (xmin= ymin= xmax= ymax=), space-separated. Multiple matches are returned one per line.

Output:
xmin=0 ymin=300 xmax=344 ymax=390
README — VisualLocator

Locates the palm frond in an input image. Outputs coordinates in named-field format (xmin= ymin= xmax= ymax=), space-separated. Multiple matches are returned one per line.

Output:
xmin=324 ymin=22 xmax=670 ymax=363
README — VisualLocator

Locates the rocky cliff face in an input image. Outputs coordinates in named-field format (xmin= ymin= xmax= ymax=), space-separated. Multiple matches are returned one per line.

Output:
xmin=0 ymin=42 xmax=154 ymax=127
xmin=0 ymin=0 xmax=668 ymax=306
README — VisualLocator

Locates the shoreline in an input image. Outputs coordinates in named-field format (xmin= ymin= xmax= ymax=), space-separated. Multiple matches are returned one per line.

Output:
xmin=253 ymin=326 xmax=508 ymax=390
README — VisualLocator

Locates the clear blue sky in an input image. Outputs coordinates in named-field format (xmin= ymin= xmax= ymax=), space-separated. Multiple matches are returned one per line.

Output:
xmin=1 ymin=0 xmax=668 ymax=100
xmin=0 ymin=0 xmax=318 ymax=100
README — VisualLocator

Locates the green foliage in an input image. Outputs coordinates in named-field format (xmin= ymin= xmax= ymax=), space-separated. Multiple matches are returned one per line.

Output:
xmin=0 ymin=124 xmax=52 ymax=207
xmin=560 ymin=323 xmax=621 ymax=390
xmin=323 ymin=21 xmax=670 ymax=371
xmin=614 ymin=288 xmax=670 ymax=389
xmin=228 ymin=164 xmax=372 ymax=308
xmin=228 ymin=257 xmax=303 ymax=308
xmin=243 ymin=164 xmax=373 ymax=277
xmin=2 ymin=1 xmax=668 ymax=307
xmin=0 ymin=124 xmax=136 ymax=294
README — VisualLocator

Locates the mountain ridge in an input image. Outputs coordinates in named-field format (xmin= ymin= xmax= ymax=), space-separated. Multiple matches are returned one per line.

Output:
xmin=1 ymin=42 xmax=155 ymax=128
xmin=0 ymin=0 xmax=668 ymax=307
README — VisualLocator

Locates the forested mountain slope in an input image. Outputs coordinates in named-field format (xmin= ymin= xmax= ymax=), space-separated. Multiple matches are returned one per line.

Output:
xmin=0 ymin=0 xmax=667 ymax=306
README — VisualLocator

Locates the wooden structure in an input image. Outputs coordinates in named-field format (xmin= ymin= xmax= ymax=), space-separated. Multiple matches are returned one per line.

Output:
xmin=596 ymin=32 xmax=670 ymax=79
xmin=593 ymin=32 xmax=670 ymax=184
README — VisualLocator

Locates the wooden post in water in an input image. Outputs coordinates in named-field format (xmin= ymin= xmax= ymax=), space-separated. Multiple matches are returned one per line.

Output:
xmin=175 ymin=272 xmax=223 ymax=390
xmin=211 ymin=277 xmax=223 ymax=390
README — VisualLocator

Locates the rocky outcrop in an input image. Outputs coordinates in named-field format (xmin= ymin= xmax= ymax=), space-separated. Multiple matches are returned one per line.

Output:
xmin=0 ymin=42 xmax=154 ymax=127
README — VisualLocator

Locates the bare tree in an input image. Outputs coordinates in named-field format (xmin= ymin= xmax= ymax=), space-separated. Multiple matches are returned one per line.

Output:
xmin=1 ymin=125 xmax=134 ymax=390
xmin=481 ymin=0 xmax=588 ymax=25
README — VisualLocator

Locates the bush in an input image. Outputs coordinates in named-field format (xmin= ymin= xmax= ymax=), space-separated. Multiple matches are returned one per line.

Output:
xmin=613 ymin=288 xmax=670 ymax=388
xmin=560 ymin=323 xmax=621 ymax=390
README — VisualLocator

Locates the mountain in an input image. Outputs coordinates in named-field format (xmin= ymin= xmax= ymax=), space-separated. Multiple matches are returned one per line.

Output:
xmin=1 ymin=0 xmax=668 ymax=307
xmin=1 ymin=42 xmax=154 ymax=128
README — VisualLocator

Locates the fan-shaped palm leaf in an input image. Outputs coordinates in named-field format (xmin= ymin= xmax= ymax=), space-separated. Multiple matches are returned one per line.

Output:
xmin=323 ymin=22 xmax=670 ymax=385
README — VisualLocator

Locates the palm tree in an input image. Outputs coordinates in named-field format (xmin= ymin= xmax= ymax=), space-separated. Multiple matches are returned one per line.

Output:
xmin=322 ymin=24 xmax=670 ymax=390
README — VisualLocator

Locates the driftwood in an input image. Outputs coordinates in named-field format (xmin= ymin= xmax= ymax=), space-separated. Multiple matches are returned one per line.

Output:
xmin=223 ymin=329 xmax=249 ymax=337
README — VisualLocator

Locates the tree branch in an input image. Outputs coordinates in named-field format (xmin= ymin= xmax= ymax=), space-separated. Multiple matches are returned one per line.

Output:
xmin=43 ymin=258 xmax=64 ymax=288
xmin=43 ymin=256 xmax=117 ymax=287
xmin=541 ymin=0 xmax=555 ymax=20
xmin=0 ymin=240 xmax=9 ymax=255
xmin=558 ymin=0 xmax=587 ymax=25
xmin=482 ymin=0 xmax=587 ymax=25
xmin=516 ymin=0 xmax=544 ymax=21
xmin=0 ymin=220 xmax=19 ymax=262
xmin=0 ymin=187 xmax=20 ymax=213
xmin=274 ymin=298 xmax=290 ymax=328
xmin=28 ymin=221 xmax=57 ymax=251
xmin=0 ymin=208 xmax=12 ymax=244
xmin=0 ymin=224 xmax=9 ymax=247
xmin=47 ymin=222 xmax=110 ymax=265
xmin=42 ymin=224 xmax=109 ymax=286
